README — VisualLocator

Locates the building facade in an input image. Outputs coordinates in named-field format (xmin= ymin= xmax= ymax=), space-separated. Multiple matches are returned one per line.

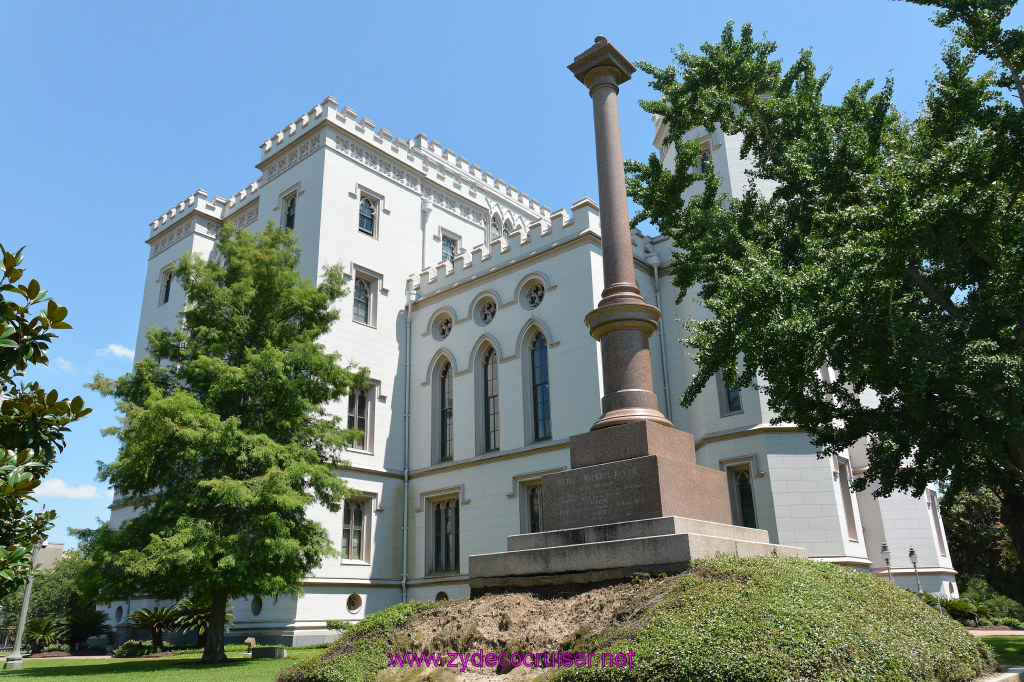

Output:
xmin=106 ymin=97 xmax=956 ymax=645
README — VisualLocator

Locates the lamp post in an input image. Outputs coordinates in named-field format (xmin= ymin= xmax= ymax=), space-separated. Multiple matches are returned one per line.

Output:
xmin=881 ymin=542 xmax=893 ymax=583
xmin=3 ymin=540 xmax=46 ymax=670
xmin=909 ymin=546 xmax=922 ymax=593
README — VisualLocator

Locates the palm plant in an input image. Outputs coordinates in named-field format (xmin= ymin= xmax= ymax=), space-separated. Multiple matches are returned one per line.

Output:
xmin=172 ymin=595 xmax=234 ymax=648
xmin=127 ymin=606 xmax=177 ymax=649
xmin=24 ymin=616 xmax=63 ymax=654
xmin=65 ymin=609 xmax=113 ymax=649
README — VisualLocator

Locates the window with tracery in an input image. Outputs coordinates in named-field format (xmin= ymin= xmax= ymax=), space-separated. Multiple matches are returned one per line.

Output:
xmin=530 ymin=333 xmax=551 ymax=441
xmin=483 ymin=348 xmax=499 ymax=452
xmin=439 ymin=362 xmax=454 ymax=461
xmin=358 ymin=196 xmax=377 ymax=235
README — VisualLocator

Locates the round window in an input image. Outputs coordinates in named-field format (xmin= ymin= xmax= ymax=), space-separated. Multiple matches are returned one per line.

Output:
xmin=114 ymin=606 xmax=124 ymax=623
xmin=479 ymin=301 xmax=495 ymax=325
xmin=526 ymin=283 xmax=545 ymax=309
xmin=433 ymin=314 xmax=454 ymax=340
xmin=435 ymin=591 xmax=449 ymax=602
xmin=347 ymin=593 xmax=363 ymax=613
xmin=251 ymin=596 xmax=263 ymax=617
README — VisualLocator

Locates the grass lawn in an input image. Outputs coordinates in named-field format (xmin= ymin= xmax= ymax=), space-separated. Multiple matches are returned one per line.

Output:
xmin=0 ymin=649 xmax=319 ymax=681
xmin=982 ymin=635 xmax=1024 ymax=667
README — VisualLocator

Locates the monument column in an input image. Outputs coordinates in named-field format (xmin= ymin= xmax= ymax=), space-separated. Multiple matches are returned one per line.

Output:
xmin=569 ymin=37 xmax=672 ymax=431
xmin=466 ymin=38 xmax=804 ymax=593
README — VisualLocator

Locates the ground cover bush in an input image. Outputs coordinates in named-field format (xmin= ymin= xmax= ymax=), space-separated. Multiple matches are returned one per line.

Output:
xmin=554 ymin=557 xmax=996 ymax=682
xmin=278 ymin=557 xmax=996 ymax=682
xmin=112 ymin=639 xmax=171 ymax=658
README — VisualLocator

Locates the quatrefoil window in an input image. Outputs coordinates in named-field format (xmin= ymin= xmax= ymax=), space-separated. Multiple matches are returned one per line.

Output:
xmin=480 ymin=301 xmax=496 ymax=325
xmin=527 ymin=284 xmax=545 ymax=309
xmin=438 ymin=316 xmax=453 ymax=339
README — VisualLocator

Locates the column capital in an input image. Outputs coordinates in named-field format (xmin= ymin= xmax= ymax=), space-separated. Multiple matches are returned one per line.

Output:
xmin=567 ymin=36 xmax=636 ymax=89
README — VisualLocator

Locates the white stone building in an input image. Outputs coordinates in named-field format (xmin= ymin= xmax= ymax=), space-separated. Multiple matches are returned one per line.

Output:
xmin=106 ymin=97 xmax=956 ymax=645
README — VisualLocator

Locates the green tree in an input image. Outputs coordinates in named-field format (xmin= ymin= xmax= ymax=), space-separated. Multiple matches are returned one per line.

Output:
xmin=75 ymin=224 xmax=364 ymax=663
xmin=127 ymin=606 xmax=177 ymax=649
xmin=0 ymin=551 xmax=91 ymax=629
xmin=941 ymin=487 xmax=1021 ymax=602
xmin=626 ymin=2 xmax=1024 ymax=559
xmin=0 ymin=245 xmax=90 ymax=595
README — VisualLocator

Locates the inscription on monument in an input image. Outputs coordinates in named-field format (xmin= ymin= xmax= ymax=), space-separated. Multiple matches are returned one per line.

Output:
xmin=544 ymin=460 xmax=662 ymax=530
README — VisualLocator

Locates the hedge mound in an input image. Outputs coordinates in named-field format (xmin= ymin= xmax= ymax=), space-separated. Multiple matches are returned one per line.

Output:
xmin=277 ymin=556 xmax=997 ymax=682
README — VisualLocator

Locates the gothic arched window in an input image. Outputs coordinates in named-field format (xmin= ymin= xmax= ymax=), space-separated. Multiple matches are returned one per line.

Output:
xmin=439 ymin=361 xmax=454 ymax=462
xmin=358 ymin=197 xmax=377 ymax=235
xmin=530 ymin=333 xmax=551 ymax=441
xmin=483 ymin=348 xmax=499 ymax=452
xmin=353 ymin=279 xmax=370 ymax=325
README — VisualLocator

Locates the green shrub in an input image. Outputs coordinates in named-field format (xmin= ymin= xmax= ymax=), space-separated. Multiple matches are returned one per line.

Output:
xmin=324 ymin=619 xmax=351 ymax=633
xmin=998 ymin=617 xmax=1024 ymax=629
xmin=553 ymin=557 xmax=995 ymax=682
xmin=941 ymin=598 xmax=980 ymax=622
xmin=962 ymin=577 xmax=1024 ymax=620
xmin=276 ymin=601 xmax=431 ymax=682
xmin=111 ymin=639 xmax=171 ymax=658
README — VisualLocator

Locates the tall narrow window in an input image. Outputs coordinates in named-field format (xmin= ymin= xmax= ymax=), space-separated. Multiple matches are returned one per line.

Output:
xmin=489 ymin=216 xmax=499 ymax=241
xmin=530 ymin=333 xmax=551 ymax=441
xmin=928 ymin=489 xmax=947 ymax=556
xmin=838 ymin=460 xmax=859 ymax=541
xmin=727 ymin=465 xmax=757 ymax=528
xmin=441 ymin=235 xmax=457 ymax=263
xmin=527 ymin=483 xmax=543 ymax=533
xmin=358 ymin=196 xmax=377 ymax=236
xmin=341 ymin=499 xmax=366 ymax=561
xmin=284 ymin=196 xmax=296 ymax=229
xmin=717 ymin=370 xmax=743 ymax=416
xmin=353 ymin=279 xmax=370 ymax=325
xmin=483 ymin=349 xmax=500 ymax=452
xmin=432 ymin=498 xmax=459 ymax=573
xmin=439 ymin=362 xmax=454 ymax=461
xmin=347 ymin=386 xmax=369 ymax=451
xmin=160 ymin=270 xmax=172 ymax=306
xmin=726 ymin=386 xmax=742 ymax=413
xmin=503 ymin=220 xmax=513 ymax=237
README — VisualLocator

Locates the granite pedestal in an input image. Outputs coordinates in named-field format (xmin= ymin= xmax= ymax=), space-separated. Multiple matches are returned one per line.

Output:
xmin=468 ymin=422 xmax=806 ymax=595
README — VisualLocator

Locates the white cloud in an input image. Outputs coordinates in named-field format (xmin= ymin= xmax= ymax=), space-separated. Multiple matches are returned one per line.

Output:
xmin=35 ymin=478 xmax=100 ymax=500
xmin=105 ymin=489 xmax=115 ymax=500
xmin=55 ymin=356 xmax=74 ymax=371
xmin=96 ymin=343 xmax=134 ymax=359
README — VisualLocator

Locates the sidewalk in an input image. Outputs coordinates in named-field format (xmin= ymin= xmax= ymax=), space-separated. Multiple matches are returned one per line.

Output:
xmin=970 ymin=629 xmax=1024 ymax=637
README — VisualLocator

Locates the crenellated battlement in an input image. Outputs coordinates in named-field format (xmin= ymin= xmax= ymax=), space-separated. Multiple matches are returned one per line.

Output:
xmin=256 ymin=97 xmax=547 ymax=227
xmin=149 ymin=180 xmax=261 ymax=235
xmin=411 ymin=197 xmax=601 ymax=302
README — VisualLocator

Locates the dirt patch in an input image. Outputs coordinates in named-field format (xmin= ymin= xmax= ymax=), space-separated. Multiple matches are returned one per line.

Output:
xmin=380 ymin=574 xmax=673 ymax=680
xmin=31 ymin=652 xmax=72 ymax=658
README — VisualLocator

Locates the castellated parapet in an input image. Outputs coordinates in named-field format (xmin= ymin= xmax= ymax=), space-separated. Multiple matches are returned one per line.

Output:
xmin=412 ymin=198 xmax=600 ymax=302
xmin=258 ymin=97 xmax=548 ymax=229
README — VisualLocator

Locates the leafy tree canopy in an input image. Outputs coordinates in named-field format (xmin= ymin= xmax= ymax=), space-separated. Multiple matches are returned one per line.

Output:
xmin=626 ymin=1 xmax=1024 ymax=560
xmin=0 ymin=244 xmax=90 ymax=595
xmin=75 ymin=224 xmax=365 ymax=662
xmin=0 ymin=550 xmax=90 ymax=629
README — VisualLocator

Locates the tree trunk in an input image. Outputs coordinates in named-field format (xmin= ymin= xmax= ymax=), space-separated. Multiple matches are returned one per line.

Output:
xmin=153 ymin=628 xmax=163 ymax=649
xmin=200 ymin=590 xmax=228 ymax=663
xmin=1001 ymin=488 xmax=1024 ymax=574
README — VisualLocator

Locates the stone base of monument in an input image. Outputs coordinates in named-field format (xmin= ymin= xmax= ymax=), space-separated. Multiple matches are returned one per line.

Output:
xmin=468 ymin=516 xmax=807 ymax=595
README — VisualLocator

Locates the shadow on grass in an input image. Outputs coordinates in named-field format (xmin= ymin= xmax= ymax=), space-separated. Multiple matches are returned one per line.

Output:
xmin=2 ymin=657 xmax=252 ymax=678
xmin=981 ymin=635 xmax=1024 ymax=667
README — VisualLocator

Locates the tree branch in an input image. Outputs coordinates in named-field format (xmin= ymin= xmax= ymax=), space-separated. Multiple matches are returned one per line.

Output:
xmin=905 ymin=265 xmax=958 ymax=314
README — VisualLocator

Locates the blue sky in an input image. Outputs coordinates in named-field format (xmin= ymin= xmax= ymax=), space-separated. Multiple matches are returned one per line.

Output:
xmin=2 ymin=0 xmax=1014 ymax=549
